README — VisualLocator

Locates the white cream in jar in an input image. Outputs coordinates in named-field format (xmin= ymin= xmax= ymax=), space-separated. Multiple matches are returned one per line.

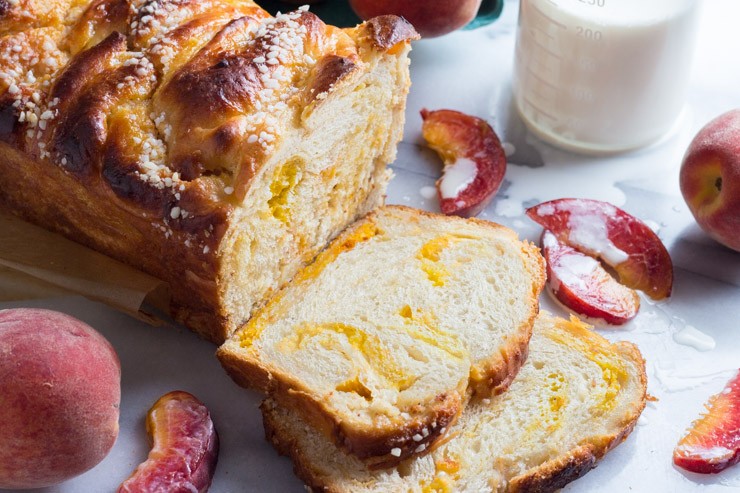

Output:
xmin=513 ymin=0 xmax=701 ymax=153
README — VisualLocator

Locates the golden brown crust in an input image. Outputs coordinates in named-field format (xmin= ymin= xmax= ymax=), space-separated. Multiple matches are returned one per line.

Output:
xmin=508 ymin=423 xmax=639 ymax=493
xmin=360 ymin=15 xmax=420 ymax=51
xmin=304 ymin=54 xmax=359 ymax=104
xmin=262 ymin=398 xmax=340 ymax=493
xmin=50 ymin=32 xmax=130 ymax=175
xmin=509 ymin=442 xmax=602 ymax=493
xmin=472 ymin=333 xmax=532 ymax=397
xmin=0 ymin=0 xmax=86 ymax=35
xmin=0 ymin=1 xmax=417 ymax=343
xmin=279 ymin=383 xmax=463 ymax=470
xmin=0 ymin=142 xmax=225 ymax=342
xmin=64 ymin=0 xmax=132 ymax=54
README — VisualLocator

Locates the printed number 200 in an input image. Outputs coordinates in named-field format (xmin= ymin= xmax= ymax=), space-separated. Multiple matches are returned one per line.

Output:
xmin=576 ymin=27 xmax=602 ymax=41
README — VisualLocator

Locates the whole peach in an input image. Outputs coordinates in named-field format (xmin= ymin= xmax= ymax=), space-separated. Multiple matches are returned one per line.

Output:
xmin=0 ymin=308 xmax=121 ymax=489
xmin=349 ymin=0 xmax=483 ymax=38
xmin=680 ymin=109 xmax=740 ymax=252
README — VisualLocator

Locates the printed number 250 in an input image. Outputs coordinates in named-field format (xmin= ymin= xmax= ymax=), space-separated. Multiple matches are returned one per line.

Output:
xmin=578 ymin=0 xmax=606 ymax=6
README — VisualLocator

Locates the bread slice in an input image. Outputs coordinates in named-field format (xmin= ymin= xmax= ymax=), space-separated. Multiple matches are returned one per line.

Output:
xmin=262 ymin=312 xmax=647 ymax=492
xmin=218 ymin=205 xmax=545 ymax=467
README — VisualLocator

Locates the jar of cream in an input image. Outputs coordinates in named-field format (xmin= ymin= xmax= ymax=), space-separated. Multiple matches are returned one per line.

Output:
xmin=513 ymin=0 xmax=702 ymax=153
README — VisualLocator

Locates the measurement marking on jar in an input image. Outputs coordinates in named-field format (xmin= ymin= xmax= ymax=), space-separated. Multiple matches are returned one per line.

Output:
xmin=578 ymin=0 xmax=606 ymax=7
xmin=531 ymin=36 xmax=563 ymax=59
xmin=525 ymin=65 xmax=558 ymax=89
xmin=576 ymin=26 xmax=603 ymax=41
xmin=532 ymin=2 xmax=568 ymax=29
xmin=527 ymin=26 xmax=554 ymax=40
xmin=578 ymin=57 xmax=597 ymax=71
xmin=523 ymin=96 xmax=559 ymax=121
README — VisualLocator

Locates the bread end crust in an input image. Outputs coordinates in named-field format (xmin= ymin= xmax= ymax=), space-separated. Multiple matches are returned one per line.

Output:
xmin=262 ymin=398 xmax=339 ymax=493
xmin=509 ymin=339 xmax=647 ymax=493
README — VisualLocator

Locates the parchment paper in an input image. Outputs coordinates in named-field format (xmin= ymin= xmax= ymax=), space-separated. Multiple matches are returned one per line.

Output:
xmin=0 ymin=211 xmax=170 ymax=324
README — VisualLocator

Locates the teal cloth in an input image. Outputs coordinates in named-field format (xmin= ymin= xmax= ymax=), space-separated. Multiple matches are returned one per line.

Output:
xmin=257 ymin=1 xmax=502 ymax=29
xmin=258 ymin=1 xmax=361 ymax=27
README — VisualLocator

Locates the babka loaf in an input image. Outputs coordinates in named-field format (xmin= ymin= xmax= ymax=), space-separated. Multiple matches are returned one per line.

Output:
xmin=0 ymin=0 xmax=418 ymax=343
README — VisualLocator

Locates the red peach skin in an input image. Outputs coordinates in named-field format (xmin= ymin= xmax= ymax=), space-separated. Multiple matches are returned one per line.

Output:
xmin=119 ymin=391 xmax=219 ymax=493
xmin=674 ymin=370 xmax=740 ymax=474
xmin=680 ymin=109 xmax=740 ymax=252
xmin=527 ymin=198 xmax=673 ymax=300
xmin=421 ymin=109 xmax=507 ymax=217
xmin=349 ymin=0 xmax=482 ymax=38
xmin=0 ymin=308 xmax=120 ymax=489
xmin=541 ymin=230 xmax=639 ymax=325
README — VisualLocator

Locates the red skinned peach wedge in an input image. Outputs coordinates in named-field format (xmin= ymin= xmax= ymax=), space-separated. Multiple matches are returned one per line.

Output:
xmin=674 ymin=370 xmax=740 ymax=474
xmin=118 ymin=391 xmax=219 ymax=493
xmin=421 ymin=109 xmax=507 ymax=217
xmin=526 ymin=198 xmax=673 ymax=300
xmin=541 ymin=230 xmax=639 ymax=325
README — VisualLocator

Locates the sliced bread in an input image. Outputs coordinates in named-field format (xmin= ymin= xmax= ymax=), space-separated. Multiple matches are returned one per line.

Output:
xmin=262 ymin=312 xmax=647 ymax=492
xmin=218 ymin=205 xmax=545 ymax=467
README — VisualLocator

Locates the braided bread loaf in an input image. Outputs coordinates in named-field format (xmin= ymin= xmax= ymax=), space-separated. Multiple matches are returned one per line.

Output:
xmin=0 ymin=0 xmax=418 ymax=342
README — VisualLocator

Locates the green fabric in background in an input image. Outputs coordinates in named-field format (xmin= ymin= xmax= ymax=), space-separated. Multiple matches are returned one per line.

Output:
xmin=258 ymin=0 xmax=361 ymax=27
xmin=257 ymin=0 xmax=503 ymax=30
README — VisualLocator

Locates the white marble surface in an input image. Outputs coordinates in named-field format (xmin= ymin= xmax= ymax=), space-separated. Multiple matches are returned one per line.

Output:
xmin=3 ymin=0 xmax=740 ymax=491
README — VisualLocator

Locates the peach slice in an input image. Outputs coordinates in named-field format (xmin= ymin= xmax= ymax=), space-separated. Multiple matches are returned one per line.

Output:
xmin=674 ymin=370 xmax=740 ymax=474
xmin=541 ymin=230 xmax=639 ymax=325
xmin=421 ymin=109 xmax=507 ymax=217
xmin=527 ymin=198 xmax=673 ymax=300
xmin=118 ymin=391 xmax=219 ymax=493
